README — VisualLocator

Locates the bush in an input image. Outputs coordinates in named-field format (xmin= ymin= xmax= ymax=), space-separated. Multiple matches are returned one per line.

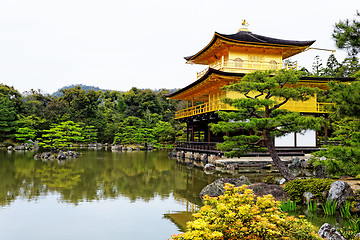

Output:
xmin=283 ymin=178 xmax=334 ymax=203
xmin=169 ymin=184 xmax=322 ymax=240
xmin=312 ymin=146 xmax=360 ymax=177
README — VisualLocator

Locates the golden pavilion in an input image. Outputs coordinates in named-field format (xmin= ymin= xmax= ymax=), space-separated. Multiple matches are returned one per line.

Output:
xmin=166 ymin=23 xmax=352 ymax=153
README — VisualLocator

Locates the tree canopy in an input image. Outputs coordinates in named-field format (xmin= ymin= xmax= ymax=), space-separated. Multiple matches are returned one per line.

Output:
xmin=333 ymin=10 xmax=360 ymax=56
xmin=211 ymin=70 xmax=323 ymax=180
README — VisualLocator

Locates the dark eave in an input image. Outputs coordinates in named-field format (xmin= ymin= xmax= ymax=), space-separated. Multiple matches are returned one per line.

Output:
xmin=185 ymin=31 xmax=315 ymax=61
xmin=165 ymin=68 xmax=245 ymax=98
xmin=165 ymin=71 xmax=355 ymax=99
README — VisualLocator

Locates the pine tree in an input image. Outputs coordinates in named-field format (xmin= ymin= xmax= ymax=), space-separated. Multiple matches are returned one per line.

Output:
xmin=210 ymin=70 xmax=323 ymax=181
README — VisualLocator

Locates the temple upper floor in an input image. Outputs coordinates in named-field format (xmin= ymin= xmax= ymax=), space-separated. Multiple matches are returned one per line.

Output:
xmin=185 ymin=28 xmax=315 ymax=78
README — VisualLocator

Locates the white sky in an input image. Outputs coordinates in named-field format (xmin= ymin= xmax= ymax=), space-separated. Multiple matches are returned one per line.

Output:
xmin=0 ymin=0 xmax=358 ymax=94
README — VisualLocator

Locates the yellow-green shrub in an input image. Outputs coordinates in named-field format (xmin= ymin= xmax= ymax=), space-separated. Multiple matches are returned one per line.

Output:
xmin=169 ymin=184 xmax=322 ymax=240
xmin=283 ymin=178 xmax=334 ymax=203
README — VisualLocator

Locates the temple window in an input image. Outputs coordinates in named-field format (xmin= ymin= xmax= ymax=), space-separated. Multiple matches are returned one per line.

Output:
xmin=234 ymin=58 xmax=243 ymax=68
xmin=270 ymin=60 xmax=277 ymax=70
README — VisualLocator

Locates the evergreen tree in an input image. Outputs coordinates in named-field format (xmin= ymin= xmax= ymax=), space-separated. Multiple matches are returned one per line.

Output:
xmin=38 ymin=121 xmax=84 ymax=150
xmin=0 ymin=94 xmax=17 ymax=141
xmin=333 ymin=10 xmax=360 ymax=56
xmin=211 ymin=70 xmax=322 ymax=181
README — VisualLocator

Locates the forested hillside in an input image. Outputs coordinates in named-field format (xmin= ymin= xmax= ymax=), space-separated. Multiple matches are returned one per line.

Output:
xmin=0 ymin=85 xmax=186 ymax=147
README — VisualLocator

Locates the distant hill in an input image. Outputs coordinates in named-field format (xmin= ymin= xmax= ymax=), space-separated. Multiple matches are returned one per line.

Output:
xmin=52 ymin=84 xmax=107 ymax=97
xmin=52 ymin=84 xmax=179 ymax=97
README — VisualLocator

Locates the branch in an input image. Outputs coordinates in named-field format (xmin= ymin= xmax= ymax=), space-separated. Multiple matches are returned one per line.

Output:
xmin=254 ymin=91 xmax=264 ymax=99
xmin=244 ymin=90 xmax=253 ymax=99
xmin=269 ymin=98 xmax=289 ymax=112
xmin=248 ymin=107 xmax=263 ymax=118
xmin=250 ymin=138 xmax=265 ymax=145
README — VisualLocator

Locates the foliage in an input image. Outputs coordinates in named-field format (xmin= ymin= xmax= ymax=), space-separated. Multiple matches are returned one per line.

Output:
xmin=210 ymin=69 xmax=323 ymax=180
xmin=307 ymin=54 xmax=360 ymax=78
xmin=37 ymin=121 xmax=85 ymax=150
xmin=283 ymin=178 xmax=334 ymax=203
xmin=307 ymin=200 xmax=318 ymax=212
xmin=333 ymin=10 xmax=360 ymax=56
xmin=340 ymin=201 xmax=352 ymax=218
xmin=14 ymin=127 xmax=37 ymax=142
xmin=170 ymin=184 xmax=322 ymax=240
xmin=312 ymin=146 xmax=360 ymax=177
xmin=279 ymin=199 xmax=297 ymax=212
xmin=1 ymin=84 xmax=185 ymax=144
xmin=0 ymin=93 xmax=17 ymax=141
xmin=262 ymin=176 xmax=278 ymax=185
xmin=322 ymin=199 xmax=337 ymax=215
xmin=329 ymin=81 xmax=360 ymax=118
xmin=339 ymin=217 xmax=360 ymax=239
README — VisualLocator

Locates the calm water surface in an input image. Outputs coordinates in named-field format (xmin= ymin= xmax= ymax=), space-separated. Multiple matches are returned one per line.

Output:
xmin=0 ymin=150 xmax=276 ymax=240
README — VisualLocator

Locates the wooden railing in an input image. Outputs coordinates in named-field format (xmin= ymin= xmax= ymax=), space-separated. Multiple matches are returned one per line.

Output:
xmin=175 ymin=99 xmax=334 ymax=119
xmin=176 ymin=141 xmax=220 ymax=151
xmin=196 ymin=59 xmax=298 ymax=79
xmin=175 ymin=99 xmax=236 ymax=119
xmin=316 ymin=103 xmax=335 ymax=113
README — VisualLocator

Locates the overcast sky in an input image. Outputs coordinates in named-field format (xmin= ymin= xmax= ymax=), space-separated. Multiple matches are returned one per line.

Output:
xmin=0 ymin=0 xmax=358 ymax=94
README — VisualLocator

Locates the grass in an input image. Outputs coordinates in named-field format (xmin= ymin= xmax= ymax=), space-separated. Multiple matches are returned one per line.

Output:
xmin=279 ymin=199 xmax=297 ymax=212
xmin=307 ymin=200 xmax=318 ymax=212
xmin=340 ymin=201 xmax=352 ymax=218
xmin=322 ymin=199 xmax=337 ymax=215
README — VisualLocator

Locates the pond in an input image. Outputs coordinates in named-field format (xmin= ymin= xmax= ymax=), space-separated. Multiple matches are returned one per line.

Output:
xmin=0 ymin=149 xmax=280 ymax=240
xmin=0 ymin=149 xmax=344 ymax=239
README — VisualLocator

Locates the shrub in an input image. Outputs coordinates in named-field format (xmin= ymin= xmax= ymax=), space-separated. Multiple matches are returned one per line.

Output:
xmin=169 ymin=184 xmax=322 ymax=240
xmin=283 ymin=178 xmax=334 ymax=203
xmin=312 ymin=146 xmax=360 ymax=177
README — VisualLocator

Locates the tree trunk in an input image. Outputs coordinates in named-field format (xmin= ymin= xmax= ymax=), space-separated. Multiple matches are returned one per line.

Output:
xmin=263 ymin=130 xmax=295 ymax=181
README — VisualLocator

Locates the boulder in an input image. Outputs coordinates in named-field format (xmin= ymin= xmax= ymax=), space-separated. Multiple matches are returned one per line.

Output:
xmin=318 ymin=223 xmax=346 ymax=240
xmin=288 ymin=156 xmax=301 ymax=168
xmin=203 ymin=164 xmax=215 ymax=172
xmin=327 ymin=181 xmax=354 ymax=208
xmin=14 ymin=144 xmax=25 ymax=150
xmin=315 ymin=165 xmax=328 ymax=178
xmin=247 ymin=182 xmax=289 ymax=201
xmin=57 ymin=151 xmax=66 ymax=160
xmin=7 ymin=146 xmax=12 ymax=151
xmin=303 ymin=191 xmax=315 ymax=204
xmin=199 ymin=176 xmax=250 ymax=198
xmin=202 ymin=154 xmax=208 ymax=165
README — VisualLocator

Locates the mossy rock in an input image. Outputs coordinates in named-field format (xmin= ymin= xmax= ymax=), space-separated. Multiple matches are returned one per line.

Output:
xmin=283 ymin=178 xmax=334 ymax=203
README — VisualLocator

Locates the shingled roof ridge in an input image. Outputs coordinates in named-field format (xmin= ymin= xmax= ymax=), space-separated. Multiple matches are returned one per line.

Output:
xmin=243 ymin=31 xmax=267 ymax=43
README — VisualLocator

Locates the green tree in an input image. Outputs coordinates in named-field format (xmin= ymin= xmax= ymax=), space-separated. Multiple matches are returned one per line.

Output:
xmin=59 ymin=86 xmax=101 ymax=123
xmin=0 ymin=94 xmax=17 ymax=141
xmin=38 ymin=121 xmax=84 ymax=150
xmin=313 ymin=77 xmax=360 ymax=177
xmin=312 ymin=55 xmax=323 ymax=76
xmin=333 ymin=10 xmax=360 ymax=56
xmin=14 ymin=127 xmax=37 ymax=142
xmin=322 ymin=54 xmax=341 ymax=77
xmin=210 ymin=70 xmax=322 ymax=181
xmin=81 ymin=125 xmax=98 ymax=144
xmin=153 ymin=120 xmax=180 ymax=143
